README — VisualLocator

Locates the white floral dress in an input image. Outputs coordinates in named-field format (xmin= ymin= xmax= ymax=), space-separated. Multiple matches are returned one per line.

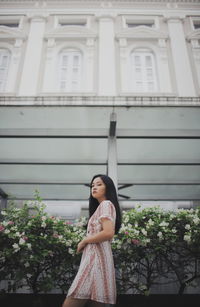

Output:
xmin=66 ymin=200 xmax=117 ymax=304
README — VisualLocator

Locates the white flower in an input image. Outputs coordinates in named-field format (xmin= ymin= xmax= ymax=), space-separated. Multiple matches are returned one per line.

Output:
xmin=68 ymin=248 xmax=74 ymax=254
xmin=141 ymin=229 xmax=147 ymax=236
xmin=27 ymin=243 xmax=32 ymax=250
xmin=41 ymin=216 xmax=47 ymax=221
xmin=15 ymin=232 xmax=21 ymax=237
xmin=193 ymin=217 xmax=200 ymax=225
xmin=124 ymin=217 xmax=129 ymax=223
xmin=41 ymin=222 xmax=46 ymax=228
xmin=157 ymin=231 xmax=163 ymax=238
xmin=24 ymin=262 xmax=30 ymax=267
xmin=2 ymin=221 xmax=8 ymax=226
xmin=147 ymin=219 xmax=154 ymax=226
xmin=1 ymin=211 xmax=7 ymax=216
xmin=4 ymin=229 xmax=10 ymax=234
xmin=19 ymin=238 xmax=25 ymax=245
xmin=26 ymin=274 xmax=32 ymax=278
xmin=172 ymin=228 xmax=177 ymax=233
xmin=133 ymin=229 xmax=139 ymax=235
xmin=13 ymin=208 xmax=20 ymax=212
xmin=185 ymin=224 xmax=191 ymax=230
xmin=12 ymin=243 xmax=20 ymax=252
xmin=159 ymin=221 xmax=169 ymax=227
xmin=66 ymin=240 xmax=71 ymax=247
xmin=184 ymin=234 xmax=191 ymax=243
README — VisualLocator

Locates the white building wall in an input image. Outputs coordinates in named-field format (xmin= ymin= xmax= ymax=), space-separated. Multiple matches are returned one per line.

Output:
xmin=0 ymin=0 xmax=199 ymax=97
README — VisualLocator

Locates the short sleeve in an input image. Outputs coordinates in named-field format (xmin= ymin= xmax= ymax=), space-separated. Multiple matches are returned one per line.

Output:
xmin=98 ymin=200 xmax=116 ymax=225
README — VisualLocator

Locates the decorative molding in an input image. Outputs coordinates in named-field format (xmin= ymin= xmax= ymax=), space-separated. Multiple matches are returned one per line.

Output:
xmin=44 ymin=25 xmax=97 ymax=40
xmin=0 ymin=26 xmax=26 ymax=40
xmin=187 ymin=29 xmax=200 ymax=41
xmin=116 ymin=26 xmax=168 ymax=40
xmin=163 ymin=13 xmax=186 ymax=21
xmin=95 ymin=12 xmax=117 ymax=21
xmin=27 ymin=12 xmax=49 ymax=22
xmin=0 ymin=96 xmax=199 ymax=107
xmin=0 ymin=0 xmax=199 ymax=3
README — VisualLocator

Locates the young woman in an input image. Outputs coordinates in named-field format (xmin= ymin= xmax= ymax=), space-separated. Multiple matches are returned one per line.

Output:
xmin=62 ymin=174 xmax=122 ymax=307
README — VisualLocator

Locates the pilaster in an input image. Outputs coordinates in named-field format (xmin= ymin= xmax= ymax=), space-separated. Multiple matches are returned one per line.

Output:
xmin=167 ymin=16 xmax=196 ymax=96
xmin=97 ymin=14 xmax=116 ymax=95
xmin=19 ymin=14 xmax=47 ymax=95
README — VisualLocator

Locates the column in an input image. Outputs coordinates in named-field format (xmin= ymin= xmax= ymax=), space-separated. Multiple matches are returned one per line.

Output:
xmin=158 ymin=39 xmax=172 ymax=93
xmin=119 ymin=38 xmax=129 ymax=92
xmin=98 ymin=15 xmax=116 ymax=95
xmin=19 ymin=14 xmax=47 ymax=95
xmin=107 ymin=112 xmax=118 ymax=192
xmin=167 ymin=17 xmax=196 ymax=96
xmin=42 ymin=38 xmax=56 ymax=92
xmin=85 ymin=38 xmax=95 ymax=92
xmin=7 ymin=39 xmax=24 ymax=93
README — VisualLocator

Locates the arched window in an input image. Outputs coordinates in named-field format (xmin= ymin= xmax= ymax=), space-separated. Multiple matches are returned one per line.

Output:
xmin=130 ymin=49 xmax=157 ymax=92
xmin=0 ymin=49 xmax=10 ymax=92
xmin=58 ymin=49 xmax=82 ymax=92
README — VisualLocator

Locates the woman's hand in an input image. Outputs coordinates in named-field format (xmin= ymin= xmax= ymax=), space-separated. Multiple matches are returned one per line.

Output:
xmin=77 ymin=238 xmax=88 ymax=254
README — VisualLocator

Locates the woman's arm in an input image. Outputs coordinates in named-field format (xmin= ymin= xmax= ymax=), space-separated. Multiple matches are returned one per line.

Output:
xmin=77 ymin=218 xmax=115 ymax=253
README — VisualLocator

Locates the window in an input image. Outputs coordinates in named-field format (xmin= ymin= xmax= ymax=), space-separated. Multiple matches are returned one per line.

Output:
xmin=58 ymin=49 xmax=82 ymax=92
xmin=59 ymin=21 xmax=86 ymax=27
xmin=193 ymin=20 xmax=200 ymax=30
xmin=130 ymin=49 xmax=157 ymax=92
xmin=127 ymin=20 xmax=154 ymax=28
xmin=0 ymin=22 xmax=19 ymax=28
xmin=0 ymin=49 xmax=10 ymax=92
xmin=58 ymin=17 xmax=87 ymax=27
xmin=0 ymin=18 xmax=20 ymax=28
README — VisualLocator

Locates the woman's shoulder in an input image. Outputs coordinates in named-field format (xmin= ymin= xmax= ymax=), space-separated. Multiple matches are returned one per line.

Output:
xmin=99 ymin=199 xmax=112 ymax=205
xmin=99 ymin=200 xmax=115 ymax=209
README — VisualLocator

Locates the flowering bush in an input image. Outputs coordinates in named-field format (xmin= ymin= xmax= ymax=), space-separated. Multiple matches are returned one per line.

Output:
xmin=112 ymin=205 xmax=200 ymax=295
xmin=1 ymin=197 xmax=200 ymax=295
xmin=0 ymin=192 xmax=86 ymax=294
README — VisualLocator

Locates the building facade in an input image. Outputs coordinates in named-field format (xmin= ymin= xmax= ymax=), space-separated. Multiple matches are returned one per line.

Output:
xmin=0 ymin=0 xmax=200 ymax=96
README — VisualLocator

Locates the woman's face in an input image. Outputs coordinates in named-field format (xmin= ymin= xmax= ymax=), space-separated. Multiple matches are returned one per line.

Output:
xmin=91 ymin=177 xmax=106 ymax=202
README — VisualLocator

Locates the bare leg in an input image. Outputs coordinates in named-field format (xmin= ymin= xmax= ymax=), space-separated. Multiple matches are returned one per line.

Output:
xmin=87 ymin=301 xmax=106 ymax=307
xmin=62 ymin=296 xmax=88 ymax=307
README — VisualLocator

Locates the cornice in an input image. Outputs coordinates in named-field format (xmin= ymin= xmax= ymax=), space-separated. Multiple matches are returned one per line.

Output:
xmin=0 ymin=96 xmax=200 ymax=107
xmin=0 ymin=0 xmax=199 ymax=3
xmin=116 ymin=26 xmax=168 ymax=40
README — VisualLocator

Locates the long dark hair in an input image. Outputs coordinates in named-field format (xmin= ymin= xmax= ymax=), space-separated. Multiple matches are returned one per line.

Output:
xmin=88 ymin=174 xmax=122 ymax=234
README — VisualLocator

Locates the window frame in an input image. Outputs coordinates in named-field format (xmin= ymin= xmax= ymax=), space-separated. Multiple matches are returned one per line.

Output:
xmin=54 ymin=15 xmax=90 ymax=29
xmin=57 ymin=48 xmax=83 ymax=92
xmin=0 ymin=16 xmax=24 ymax=29
xmin=129 ymin=48 xmax=158 ymax=93
xmin=122 ymin=15 xmax=159 ymax=30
